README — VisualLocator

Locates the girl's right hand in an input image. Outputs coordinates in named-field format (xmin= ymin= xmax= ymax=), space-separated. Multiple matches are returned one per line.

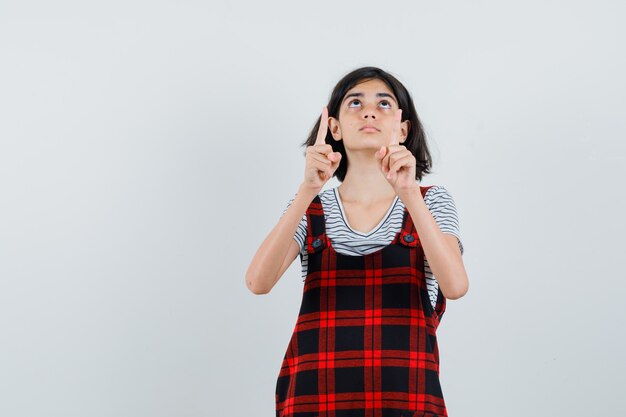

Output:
xmin=302 ymin=106 xmax=342 ymax=192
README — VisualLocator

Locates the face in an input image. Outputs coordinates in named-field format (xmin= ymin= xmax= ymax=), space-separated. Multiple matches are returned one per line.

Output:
xmin=328 ymin=78 xmax=409 ymax=150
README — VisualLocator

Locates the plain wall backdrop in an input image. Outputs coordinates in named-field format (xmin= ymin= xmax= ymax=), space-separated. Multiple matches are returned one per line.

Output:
xmin=1 ymin=1 xmax=625 ymax=416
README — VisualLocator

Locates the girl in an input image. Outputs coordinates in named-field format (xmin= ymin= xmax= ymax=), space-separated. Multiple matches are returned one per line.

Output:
xmin=246 ymin=66 xmax=469 ymax=417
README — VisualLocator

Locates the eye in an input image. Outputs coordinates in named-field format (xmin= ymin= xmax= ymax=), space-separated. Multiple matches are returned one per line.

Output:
xmin=348 ymin=99 xmax=393 ymax=109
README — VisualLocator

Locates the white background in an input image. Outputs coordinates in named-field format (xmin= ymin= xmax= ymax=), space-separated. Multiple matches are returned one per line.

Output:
xmin=1 ymin=1 xmax=625 ymax=416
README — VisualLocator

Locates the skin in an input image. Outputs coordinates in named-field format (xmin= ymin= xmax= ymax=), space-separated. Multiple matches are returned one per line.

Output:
xmin=245 ymin=78 xmax=469 ymax=299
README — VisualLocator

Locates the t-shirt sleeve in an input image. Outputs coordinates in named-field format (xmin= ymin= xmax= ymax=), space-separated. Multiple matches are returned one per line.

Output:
xmin=281 ymin=194 xmax=308 ymax=254
xmin=424 ymin=185 xmax=464 ymax=255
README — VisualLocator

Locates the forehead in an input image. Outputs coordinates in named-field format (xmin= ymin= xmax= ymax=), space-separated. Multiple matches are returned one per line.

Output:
xmin=344 ymin=78 xmax=394 ymax=97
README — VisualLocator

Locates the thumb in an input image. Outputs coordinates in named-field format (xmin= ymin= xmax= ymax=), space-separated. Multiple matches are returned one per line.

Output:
xmin=330 ymin=152 xmax=342 ymax=170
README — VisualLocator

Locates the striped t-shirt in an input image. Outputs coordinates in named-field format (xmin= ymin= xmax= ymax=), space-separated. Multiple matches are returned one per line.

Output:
xmin=281 ymin=184 xmax=464 ymax=310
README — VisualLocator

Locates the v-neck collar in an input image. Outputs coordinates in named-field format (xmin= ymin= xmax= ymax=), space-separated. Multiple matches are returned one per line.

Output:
xmin=333 ymin=187 xmax=399 ymax=236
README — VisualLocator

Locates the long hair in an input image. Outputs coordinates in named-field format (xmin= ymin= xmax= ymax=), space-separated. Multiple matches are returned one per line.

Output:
xmin=301 ymin=66 xmax=433 ymax=182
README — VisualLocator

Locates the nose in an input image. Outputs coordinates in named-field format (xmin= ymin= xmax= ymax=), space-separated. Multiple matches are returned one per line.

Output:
xmin=362 ymin=105 xmax=377 ymax=119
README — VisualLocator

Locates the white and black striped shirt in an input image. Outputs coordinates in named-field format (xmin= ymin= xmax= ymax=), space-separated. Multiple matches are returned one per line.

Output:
xmin=282 ymin=185 xmax=464 ymax=310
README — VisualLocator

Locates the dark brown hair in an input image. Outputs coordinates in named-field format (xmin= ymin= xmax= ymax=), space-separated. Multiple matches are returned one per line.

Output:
xmin=301 ymin=66 xmax=433 ymax=182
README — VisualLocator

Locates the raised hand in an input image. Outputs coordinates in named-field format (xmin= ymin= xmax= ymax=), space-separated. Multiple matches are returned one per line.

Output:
xmin=375 ymin=109 xmax=418 ymax=194
xmin=302 ymin=106 xmax=342 ymax=192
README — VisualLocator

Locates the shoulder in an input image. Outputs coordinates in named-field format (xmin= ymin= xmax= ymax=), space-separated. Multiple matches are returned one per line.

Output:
xmin=421 ymin=185 xmax=464 ymax=253
xmin=420 ymin=185 xmax=460 ymax=220
xmin=284 ymin=187 xmax=335 ymax=208
xmin=422 ymin=185 xmax=458 ymax=206
xmin=422 ymin=184 xmax=451 ymax=198
xmin=317 ymin=187 xmax=339 ymax=210
xmin=298 ymin=187 xmax=336 ymax=206
xmin=319 ymin=187 xmax=336 ymax=200
xmin=288 ymin=188 xmax=337 ymax=222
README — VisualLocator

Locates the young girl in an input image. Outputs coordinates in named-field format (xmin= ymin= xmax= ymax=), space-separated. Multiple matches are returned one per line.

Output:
xmin=246 ymin=66 xmax=469 ymax=417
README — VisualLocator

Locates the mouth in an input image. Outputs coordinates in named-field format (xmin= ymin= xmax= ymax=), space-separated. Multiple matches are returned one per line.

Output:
xmin=360 ymin=126 xmax=380 ymax=132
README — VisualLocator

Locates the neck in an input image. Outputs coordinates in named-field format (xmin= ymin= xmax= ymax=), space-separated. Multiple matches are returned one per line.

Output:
xmin=338 ymin=150 xmax=399 ymax=205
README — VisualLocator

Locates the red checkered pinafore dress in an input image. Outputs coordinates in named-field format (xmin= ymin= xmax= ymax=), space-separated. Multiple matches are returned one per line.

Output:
xmin=275 ymin=186 xmax=448 ymax=417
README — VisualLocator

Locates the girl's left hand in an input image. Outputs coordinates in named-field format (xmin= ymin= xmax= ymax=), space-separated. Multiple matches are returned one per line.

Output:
xmin=375 ymin=109 xmax=419 ymax=195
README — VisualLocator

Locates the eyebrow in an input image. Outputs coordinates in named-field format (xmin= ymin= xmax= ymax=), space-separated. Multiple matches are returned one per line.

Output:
xmin=343 ymin=92 xmax=397 ymax=104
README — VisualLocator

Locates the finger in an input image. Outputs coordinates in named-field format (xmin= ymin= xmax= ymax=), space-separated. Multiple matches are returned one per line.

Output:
xmin=311 ymin=146 xmax=340 ymax=164
xmin=314 ymin=146 xmax=336 ymax=159
xmin=382 ymin=147 xmax=406 ymax=174
xmin=387 ymin=149 xmax=409 ymax=167
xmin=314 ymin=106 xmax=329 ymax=146
xmin=375 ymin=146 xmax=386 ymax=160
xmin=313 ymin=160 xmax=332 ymax=178
xmin=388 ymin=154 xmax=413 ymax=176
xmin=309 ymin=143 xmax=333 ymax=156
xmin=320 ymin=165 xmax=333 ymax=181
xmin=309 ymin=152 xmax=332 ymax=166
xmin=379 ymin=150 xmax=388 ymax=174
xmin=329 ymin=152 xmax=342 ymax=171
xmin=389 ymin=108 xmax=402 ymax=146
xmin=382 ymin=148 xmax=395 ymax=173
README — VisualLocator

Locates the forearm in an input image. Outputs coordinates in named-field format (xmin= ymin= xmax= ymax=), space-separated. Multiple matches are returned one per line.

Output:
xmin=398 ymin=187 xmax=468 ymax=299
xmin=245 ymin=184 xmax=318 ymax=294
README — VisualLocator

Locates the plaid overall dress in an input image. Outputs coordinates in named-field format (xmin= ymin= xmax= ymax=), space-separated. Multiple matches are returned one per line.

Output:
xmin=276 ymin=186 xmax=448 ymax=417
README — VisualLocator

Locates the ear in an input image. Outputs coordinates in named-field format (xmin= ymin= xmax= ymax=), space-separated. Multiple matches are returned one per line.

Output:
xmin=328 ymin=116 xmax=342 ymax=141
xmin=399 ymin=119 xmax=410 ymax=144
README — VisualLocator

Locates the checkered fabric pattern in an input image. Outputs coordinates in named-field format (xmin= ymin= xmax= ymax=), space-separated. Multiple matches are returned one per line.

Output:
xmin=275 ymin=186 xmax=448 ymax=417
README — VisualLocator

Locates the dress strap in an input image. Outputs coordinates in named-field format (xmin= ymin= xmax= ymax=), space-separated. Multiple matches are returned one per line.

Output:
xmin=396 ymin=185 xmax=434 ymax=248
xmin=304 ymin=194 xmax=328 ymax=254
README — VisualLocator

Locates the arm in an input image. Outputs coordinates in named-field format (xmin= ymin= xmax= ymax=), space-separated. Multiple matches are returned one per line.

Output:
xmin=399 ymin=188 xmax=469 ymax=300
xmin=375 ymin=109 xmax=468 ymax=300
xmin=247 ymin=106 xmax=341 ymax=294
xmin=245 ymin=184 xmax=318 ymax=295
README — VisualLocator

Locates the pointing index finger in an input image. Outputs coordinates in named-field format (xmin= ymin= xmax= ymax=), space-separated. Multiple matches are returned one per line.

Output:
xmin=389 ymin=108 xmax=402 ymax=146
xmin=315 ymin=106 xmax=329 ymax=146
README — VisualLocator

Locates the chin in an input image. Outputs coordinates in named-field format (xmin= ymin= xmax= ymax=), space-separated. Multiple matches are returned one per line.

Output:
xmin=348 ymin=134 xmax=382 ymax=143
xmin=346 ymin=144 xmax=383 ymax=152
